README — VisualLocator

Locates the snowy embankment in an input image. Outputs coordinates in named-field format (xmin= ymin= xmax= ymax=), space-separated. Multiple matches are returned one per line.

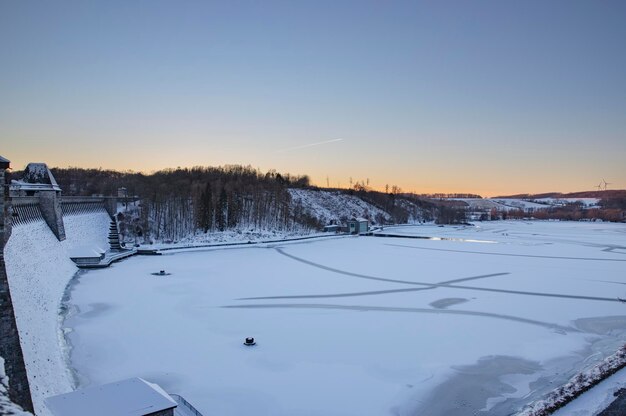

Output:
xmin=4 ymin=212 xmax=111 ymax=416
xmin=155 ymin=227 xmax=321 ymax=246
xmin=517 ymin=345 xmax=626 ymax=416
xmin=288 ymin=188 xmax=391 ymax=225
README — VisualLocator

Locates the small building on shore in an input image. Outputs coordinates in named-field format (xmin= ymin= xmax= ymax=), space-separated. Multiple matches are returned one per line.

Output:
xmin=323 ymin=224 xmax=341 ymax=232
xmin=347 ymin=218 xmax=369 ymax=234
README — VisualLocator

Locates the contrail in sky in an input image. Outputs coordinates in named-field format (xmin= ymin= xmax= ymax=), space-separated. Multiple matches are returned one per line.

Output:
xmin=275 ymin=138 xmax=343 ymax=153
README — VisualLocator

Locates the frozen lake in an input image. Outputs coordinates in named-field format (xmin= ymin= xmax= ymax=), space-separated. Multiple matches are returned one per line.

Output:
xmin=64 ymin=221 xmax=626 ymax=415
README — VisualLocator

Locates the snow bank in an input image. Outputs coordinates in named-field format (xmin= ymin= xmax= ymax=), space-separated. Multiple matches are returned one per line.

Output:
xmin=516 ymin=345 xmax=626 ymax=416
xmin=4 ymin=212 xmax=111 ymax=416
xmin=159 ymin=227 xmax=319 ymax=246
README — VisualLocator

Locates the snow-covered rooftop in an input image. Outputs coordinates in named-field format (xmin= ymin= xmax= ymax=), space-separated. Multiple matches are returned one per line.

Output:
xmin=44 ymin=378 xmax=176 ymax=416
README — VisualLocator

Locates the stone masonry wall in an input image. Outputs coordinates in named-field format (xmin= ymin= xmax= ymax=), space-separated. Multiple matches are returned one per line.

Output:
xmin=0 ymin=168 xmax=34 ymax=412
xmin=38 ymin=191 xmax=65 ymax=241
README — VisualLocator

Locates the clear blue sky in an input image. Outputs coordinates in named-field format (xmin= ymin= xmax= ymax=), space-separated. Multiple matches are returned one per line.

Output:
xmin=1 ymin=0 xmax=625 ymax=195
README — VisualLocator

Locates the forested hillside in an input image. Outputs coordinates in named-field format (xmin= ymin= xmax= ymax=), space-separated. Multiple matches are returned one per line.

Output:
xmin=43 ymin=166 xmax=311 ymax=241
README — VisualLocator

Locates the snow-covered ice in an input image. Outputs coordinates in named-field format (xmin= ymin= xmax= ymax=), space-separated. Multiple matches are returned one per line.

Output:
xmin=61 ymin=221 xmax=626 ymax=415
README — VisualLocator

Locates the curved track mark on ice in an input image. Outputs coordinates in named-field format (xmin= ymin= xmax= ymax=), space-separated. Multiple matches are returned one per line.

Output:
xmin=386 ymin=243 xmax=626 ymax=262
xmin=222 ymin=303 xmax=576 ymax=332
xmin=274 ymin=248 xmax=620 ymax=303
xmin=274 ymin=247 xmax=426 ymax=285
xmin=239 ymin=272 xmax=509 ymax=300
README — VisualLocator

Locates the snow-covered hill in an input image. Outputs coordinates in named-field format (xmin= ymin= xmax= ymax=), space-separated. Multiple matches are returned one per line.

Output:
xmin=288 ymin=189 xmax=392 ymax=225
xmin=288 ymin=189 xmax=431 ymax=226
xmin=456 ymin=197 xmax=602 ymax=213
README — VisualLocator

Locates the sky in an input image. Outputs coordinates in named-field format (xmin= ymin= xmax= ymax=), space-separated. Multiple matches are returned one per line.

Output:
xmin=1 ymin=1 xmax=625 ymax=196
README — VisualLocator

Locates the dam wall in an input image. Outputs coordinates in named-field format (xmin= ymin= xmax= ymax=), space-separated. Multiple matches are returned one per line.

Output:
xmin=4 ymin=210 xmax=112 ymax=416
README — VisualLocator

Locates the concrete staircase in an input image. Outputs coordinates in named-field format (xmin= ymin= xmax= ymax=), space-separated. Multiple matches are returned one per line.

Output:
xmin=108 ymin=217 xmax=122 ymax=251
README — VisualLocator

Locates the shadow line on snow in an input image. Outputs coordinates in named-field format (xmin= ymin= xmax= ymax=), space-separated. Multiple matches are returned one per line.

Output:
xmin=273 ymin=248 xmax=620 ymax=303
xmin=222 ymin=303 xmax=576 ymax=333
xmin=238 ymin=272 xmax=508 ymax=301
xmin=385 ymin=243 xmax=626 ymax=262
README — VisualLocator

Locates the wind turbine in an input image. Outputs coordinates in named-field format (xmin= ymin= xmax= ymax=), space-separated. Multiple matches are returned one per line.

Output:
xmin=602 ymin=179 xmax=611 ymax=191
xmin=595 ymin=182 xmax=603 ymax=191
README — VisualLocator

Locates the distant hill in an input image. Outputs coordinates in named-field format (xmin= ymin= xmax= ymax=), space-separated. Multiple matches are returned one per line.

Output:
xmin=495 ymin=190 xmax=626 ymax=199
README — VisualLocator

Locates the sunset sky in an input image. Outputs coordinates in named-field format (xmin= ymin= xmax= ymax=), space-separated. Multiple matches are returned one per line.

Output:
xmin=1 ymin=1 xmax=625 ymax=196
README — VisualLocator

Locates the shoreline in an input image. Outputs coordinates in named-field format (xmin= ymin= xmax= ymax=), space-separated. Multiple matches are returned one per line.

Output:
xmin=58 ymin=268 xmax=86 ymax=390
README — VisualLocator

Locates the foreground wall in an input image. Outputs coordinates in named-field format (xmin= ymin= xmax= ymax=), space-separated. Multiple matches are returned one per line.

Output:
xmin=4 ymin=211 xmax=111 ymax=416
xmin=1 ymin=165 xmax=34 ymax=413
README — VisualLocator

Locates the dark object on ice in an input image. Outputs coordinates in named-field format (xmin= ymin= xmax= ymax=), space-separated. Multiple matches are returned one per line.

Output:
xmin=244 ymin=337 xmax=256 ymax=346
xmin=151 ymin=270 xmax=171 ymax=276
xmin=618 ymin=297 xmax=626 ymax=303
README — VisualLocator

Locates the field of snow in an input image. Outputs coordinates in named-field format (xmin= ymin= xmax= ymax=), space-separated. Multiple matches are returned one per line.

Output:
xmin=490 ymin=199 xmax=551 ymax=211
xmin=64 ymin=221 xmax=626 ymax=416
xmin=534 ymin=198 xmax=601 ymax=208
xmin=458 ymin=197 xmax=602 ymax=213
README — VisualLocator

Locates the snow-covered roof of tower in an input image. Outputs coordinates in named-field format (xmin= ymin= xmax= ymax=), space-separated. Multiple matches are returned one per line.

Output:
xmin=11 ymin=163 xmax=61 ymax=192
xmin=0 ymin=155 xmax=9 ymax=169
xmin=44 ymin=378 xmax=177 ymax=416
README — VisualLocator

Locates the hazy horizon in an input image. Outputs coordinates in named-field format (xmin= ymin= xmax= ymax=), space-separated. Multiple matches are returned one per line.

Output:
xmin=2 ymin=1 xmax=625 ymax=197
